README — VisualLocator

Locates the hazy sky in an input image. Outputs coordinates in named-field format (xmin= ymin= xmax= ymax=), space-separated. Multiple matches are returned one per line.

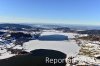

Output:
xmin=0 ymin=0 xmax=100 ymax=25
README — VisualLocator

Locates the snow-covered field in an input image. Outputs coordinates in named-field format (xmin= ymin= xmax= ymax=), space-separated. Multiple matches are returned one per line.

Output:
xmin=23 ymin=32 xmax=80 ymax=57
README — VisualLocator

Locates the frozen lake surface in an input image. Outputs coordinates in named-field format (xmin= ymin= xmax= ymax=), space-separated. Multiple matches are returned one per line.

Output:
xmin=24 ymin=32 xmax=80 ymax=57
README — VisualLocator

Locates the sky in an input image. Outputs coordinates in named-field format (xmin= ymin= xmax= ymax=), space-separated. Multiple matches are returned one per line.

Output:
xmin=0 ymin=0 xmax=100 ymax=25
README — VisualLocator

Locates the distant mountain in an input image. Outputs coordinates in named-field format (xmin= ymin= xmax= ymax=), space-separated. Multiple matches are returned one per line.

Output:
xmin=0 ymin=23 xmax=32 ymax=30
xmin=1 ymin=23 xmax=100 ymax=31
xmin=29 ymin=24 xmax=70 ymax=30
xmin=60 ymin=24 xmax=100 ymax=30
xmin=77 ymin=30 xmax=100 ymax=34
xmin=29 ymin=24 xmax=100 ymax=30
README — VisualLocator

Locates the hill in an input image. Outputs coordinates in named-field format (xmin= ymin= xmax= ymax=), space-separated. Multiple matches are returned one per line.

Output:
xmin=0 ymin=23 xmax=32 ymax=30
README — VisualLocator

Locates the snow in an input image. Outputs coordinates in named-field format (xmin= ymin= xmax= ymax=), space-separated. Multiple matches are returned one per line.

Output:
xmin=79 ymin=34 xmax=88 ymax=37
xmin=0 ymin=43 xmax=19 ymax=59
xmin=0 ymin=45 xmax=16 ymax=59
xmin=0 ymin=52 xmax=15 ymax=59
xmin=0 ymin=39 xmax=3 ymax=42
xmin=24 ymin=40 xmax=80 ymax=57
xmin=94 ymin=54 xmax=100 ymax=57
xmin=23 ymin=32 xmax=80 ymax=57
xmin=13 ymin=45 xmax=23 ymax=49
xmin=0 ymin=48 xmax=7 ymax=54
xmin=0 ymin=30 xmax=99 ymax=65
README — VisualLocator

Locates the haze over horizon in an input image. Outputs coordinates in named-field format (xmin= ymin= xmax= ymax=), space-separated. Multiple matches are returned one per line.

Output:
xmin=0 ymin=0 xmax=100 ymax=25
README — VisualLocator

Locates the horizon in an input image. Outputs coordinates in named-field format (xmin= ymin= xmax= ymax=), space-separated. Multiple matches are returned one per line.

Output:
xmin=0 ymin=22 xmax=100 ymax=27
xmin=0 ymin=0 xmax=100 ymax=25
